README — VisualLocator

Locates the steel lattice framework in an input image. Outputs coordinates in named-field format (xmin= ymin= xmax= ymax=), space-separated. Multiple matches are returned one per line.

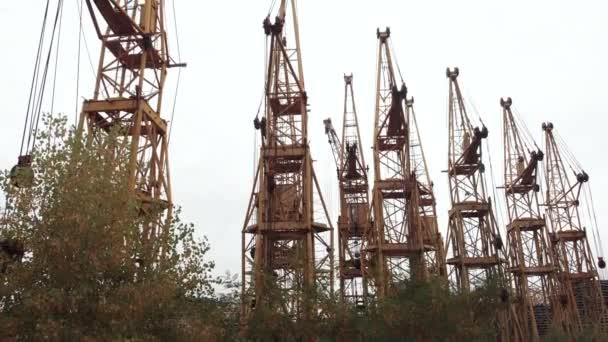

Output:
xmin=241 ymin=0 xmax=334 ymax=322
xmin=542 ymin=122 xmax=607 ymax=331
xmin=323 ymin=74 xmax=370 ymax=307
xmin=445 ymin=68 xmax=522 ymax=340
xmin=78 ymin=0 xmax=175 ymax=260
xmin=445 ymin=67 xmax=502 ymax=290
xmin=406 ymin=99 xmax=446 ymax=279
xmin=501 ymin=98 xmax=566 ymax=338
xmin=368 ymin=28 xmax=444 ymax=298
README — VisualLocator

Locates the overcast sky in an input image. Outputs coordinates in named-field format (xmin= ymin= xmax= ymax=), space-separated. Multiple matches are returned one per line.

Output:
xmin=1 ymin=0 xmax=607 ymax=279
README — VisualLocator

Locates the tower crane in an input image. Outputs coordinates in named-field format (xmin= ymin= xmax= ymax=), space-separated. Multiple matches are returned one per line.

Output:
xmin=323 ymin=74 xmax=370 ymax=307
xmin=78 ymin=0 xmax=181 ymax=263
xmin=241 ymin=0 xmax=334 ymax=323
xmin=445 ymin=68 xmax=523 ymax=340
xmin=501 ymin=98 xmax=566 ymax=338
xmin=368 ymin=28 xmax=444 ymax=298
xmin=406 ymin=98 xmax=446 ymax=279
xmin=542 ymin=121 xmax=607 ymax=331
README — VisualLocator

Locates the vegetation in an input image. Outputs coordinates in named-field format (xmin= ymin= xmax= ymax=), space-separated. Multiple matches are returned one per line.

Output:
xmin=0 ymin=115 xmax=606 ymax=341
xmin=0 ymin=115 xmax=220 ymax=340
xmin=234 ymin=277 xmax=502 ymax=341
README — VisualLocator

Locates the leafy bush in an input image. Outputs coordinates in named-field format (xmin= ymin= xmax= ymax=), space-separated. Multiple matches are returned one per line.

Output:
xmin=0 ymin=115 xmax=219 ymax=341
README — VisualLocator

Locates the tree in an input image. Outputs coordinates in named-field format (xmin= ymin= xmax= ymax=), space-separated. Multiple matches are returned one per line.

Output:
xmin=0 ymin=115 xmax=220 ymax=341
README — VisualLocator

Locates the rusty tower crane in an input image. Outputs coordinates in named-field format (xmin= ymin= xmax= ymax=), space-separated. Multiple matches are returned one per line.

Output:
xmin=368 ymin=28 xmax=444 ymax=298
xmin=241 ymin=0 xmax=334 ymax=321
xmin=406 ymin=98 xmax=446 ymax=280
xmin=78 ymin=0 xmax=180 ymax=262
xmin=323 ymin=74 xmax=370 ymax=307
xmin=542 ymin=121 xmax=607 ymax=331
xmin=445 ymin=68 xmax=522 ymax=340
xmin=501 ymin=98 xmax=565 ymax=338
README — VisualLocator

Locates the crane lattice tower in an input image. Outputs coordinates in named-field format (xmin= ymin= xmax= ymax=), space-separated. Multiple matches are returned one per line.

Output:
xmin=368 ymin=28 xmax=445 ymax=298
xmin=405 ymin=98 xmax=446 ymax=280
xmin=241 ymin=0 xmax=334 ymax=321
xmin=445 ymin=68 xmax=523 ymax=340
xmin=78 ymin=0 xmax=175 ymax=262
xmin=323 ymin=74 xmax=370 ymax=307
xmin=542 ymin=122 xmax=607 ymax=331
xmin=501 ymin=98 xmax=567 ymax=338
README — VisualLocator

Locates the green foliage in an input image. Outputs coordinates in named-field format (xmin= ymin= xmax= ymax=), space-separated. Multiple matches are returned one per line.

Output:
xmin=227 ymin=277 xmax=505 ymax=341
xmin=327 ymin=278 xmax=504 ymax=341
xmin=0 ymin=115 xmax=221 ymax=341
xmin=543 ymin=326 xmax=608 ymax=342
xmin=239 ymin=272 xmax=322 ymax=341
xmin=230 ymin=277 xmax=602 ymax=341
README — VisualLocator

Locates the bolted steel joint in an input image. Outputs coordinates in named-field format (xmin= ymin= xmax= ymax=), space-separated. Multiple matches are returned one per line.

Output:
xmin=323 ymin=118 xmax=332 ymax=134
xmin=377 ymin=27 xmax=391 ymax=41
xmin=263 ymin=15 xmax=284 ymax=36
xmin=446 ymin=67 xmax=460 ymax=80
xmin=406 ymin=97 xmax=415 ymax=108
xmin=263 ymin=16 xmax=272 ymax=35
xmin=576 ymin=171 xmax=589 ymax=184
xmin=344 ymin=74 xmax=353 ymax=85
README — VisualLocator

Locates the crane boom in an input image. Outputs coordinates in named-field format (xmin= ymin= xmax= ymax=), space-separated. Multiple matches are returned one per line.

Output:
xmin=445 ymin=68 xmax=523 ymax=340
xmin=241 ymin=0 xmax=334 ymax=324
xmin=406 ymin=98 xmax=447 ymax=279
xmin=324 ymin=74 xmax=370 ymax=307
xmin=368 ymin=28 xmax=442 ymax=298
xmin=542 ymin=122 xmax=607 ymax=332
xmin=501 ymin=98 xmax=565 ymax=338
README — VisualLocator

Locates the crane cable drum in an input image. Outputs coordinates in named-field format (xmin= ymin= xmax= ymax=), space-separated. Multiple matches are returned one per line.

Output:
xmin=11 ymin=0 xmax=65 ymax=189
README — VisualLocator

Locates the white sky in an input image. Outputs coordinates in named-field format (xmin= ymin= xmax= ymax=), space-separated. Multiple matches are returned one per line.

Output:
xmin=1 ymin=0 xmax=607 ymax=279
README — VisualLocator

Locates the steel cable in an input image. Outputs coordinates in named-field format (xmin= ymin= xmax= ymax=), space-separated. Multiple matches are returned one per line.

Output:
xmin=20 ymin=0 xmax=52 ymax=156
xmin=50 ymin=0 xmax=64 ymax=116
xmin=31 ymin=0 xmax=64 ymax=153
xmin=75 ymin=0 xmax=83 ymax=125
xmin=167 ymin=0 xmax=183 ymax=145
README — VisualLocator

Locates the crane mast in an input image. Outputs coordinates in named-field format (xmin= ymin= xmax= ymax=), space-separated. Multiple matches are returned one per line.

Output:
xmin=445 ymin=68 xmax=522 ymax=340
xmin=446 ymin=67 xmax=501 ymax=290
xmin=406 ymin=98 xmax=446 ymax=279
xmin=323 ymin=74 xmax=370 ymax=307
xmin=241 ymin=0 xmax=334 ymax=322
xmin=369 ymin=28 xmax=443 ymax=298
xmin=542 ymin=122 xmax=607 ymax=331
xmin=78 ymin=0 xmax=173 ymax=261
xmin=501 ymin=98 xmax=565 ymax=338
